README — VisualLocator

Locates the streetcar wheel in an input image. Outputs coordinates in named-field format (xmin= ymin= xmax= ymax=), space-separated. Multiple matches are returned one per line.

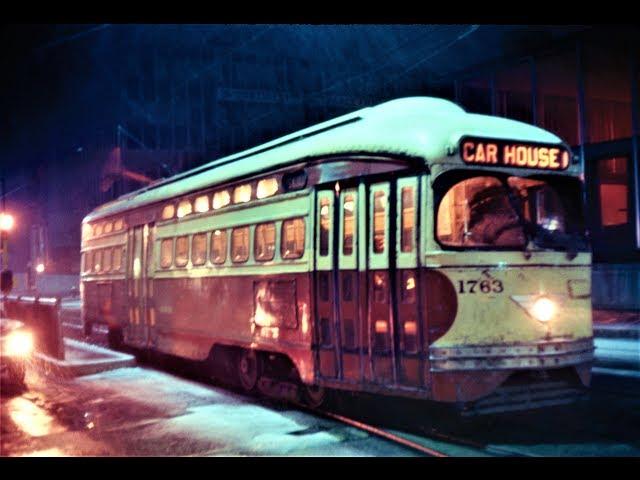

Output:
xmin=237 ymin=349 xmax=261 ymax=393
xmin=302 ymin=384 xmax=326 ymax=408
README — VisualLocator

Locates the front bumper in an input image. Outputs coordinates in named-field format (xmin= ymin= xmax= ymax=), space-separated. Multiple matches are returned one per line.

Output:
xmin=429 ymin=337 xmax=594 ymax=372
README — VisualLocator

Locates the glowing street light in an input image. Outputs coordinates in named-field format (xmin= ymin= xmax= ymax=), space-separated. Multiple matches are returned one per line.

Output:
xmin=35 ymin=263 xmax=45 ymax=274
xmin=0 ymin=212 xmax=14 ymax=231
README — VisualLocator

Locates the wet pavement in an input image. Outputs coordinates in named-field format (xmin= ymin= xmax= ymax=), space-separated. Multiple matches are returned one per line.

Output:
xmin=0 ymin=364 xmax=418 ymax=457
xmin=2 ymin=356 xmax=640 ymax=456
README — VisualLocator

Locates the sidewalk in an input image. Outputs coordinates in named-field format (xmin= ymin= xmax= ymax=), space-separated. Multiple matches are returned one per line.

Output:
xmin=31 ymin=338 xmax=136 ymax=379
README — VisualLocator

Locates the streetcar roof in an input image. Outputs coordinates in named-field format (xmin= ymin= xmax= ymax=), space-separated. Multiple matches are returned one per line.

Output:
xmin=84 ymin=96 xmax=563 ymax=223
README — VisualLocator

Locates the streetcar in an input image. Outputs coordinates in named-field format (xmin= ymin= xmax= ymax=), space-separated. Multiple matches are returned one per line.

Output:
xmin=80 ymin=97 xmax=593 ymax=413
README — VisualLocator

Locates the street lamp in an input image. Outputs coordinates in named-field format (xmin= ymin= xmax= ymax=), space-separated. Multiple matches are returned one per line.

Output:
xmin=0 ymin=212 xmax=14 ymax=231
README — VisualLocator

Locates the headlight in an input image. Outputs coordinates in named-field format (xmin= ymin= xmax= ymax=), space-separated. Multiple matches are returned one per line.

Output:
xmin=531 ymin=297 xmax=557 ymax=323
xmin=5 ymin=331 xmax=34 ymax=356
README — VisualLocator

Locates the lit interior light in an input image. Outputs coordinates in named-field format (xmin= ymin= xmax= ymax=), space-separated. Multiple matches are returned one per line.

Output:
xmin=194 ymin=195 xmax=210 ymax=213
xmin=531 ymin=296 xmax=557 ymax=322
xmin=233 ymin=184 xmax=252 ymax=204
xmin=256 ymin=178 xmax=278 ymax=199
xmin=344 ymin=200 xmax=354 ymax=212
xmin=35 ymin=263 xmax=45 ymax=274
xmin=177 ymin=200 xmax=192 ymax=218
xmin=213 ymin=190 xmax=231 ymax=210
xmin=320 ymin=205 xmax=329 ymax=216
xmin=6 ymin=330 xmax=33 ymax=356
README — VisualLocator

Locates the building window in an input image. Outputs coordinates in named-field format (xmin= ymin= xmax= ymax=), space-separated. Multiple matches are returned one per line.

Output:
xmin=254 ymin=223 xmax=276 ymax=262
xmin=177 ymin=200 xmax=193 ymax=218
xmin=373 ymin=191 xmax=386 ymax=254
xmin=191 ymin=233 xmax=207 ymax=266
xmin=537 ymin=49 xmax=579 ymax=146
xmin=194 ymin=195 xmax=210 ymax=213
xmin=113 ymin=246 xmax=122 ymax=272
xmin=256 ymin=178 xmax=279 ymax=199
xmin=160 ymin=238 xmax=173 ymax=268
xmin=211 ymin=229 xmax=228 ymax=264
xmin=401 ymin=186 xmax=415 ymax=253
xmin=598 ymin=157 xmax=629 ymax=227
xmin=213 ymin=190 xmax=231 ymax=210
xmin=231 ymin=227 xmax=250 ymax=263
xmin=103 ymin=248 xmax=112 ymax=272
xmin=281 ymin=218 xmax=305 ymax=259
xmin=175 ymin=236 xmax=189 ymax=267
xmin=233 ymin=184 xmax=252 ymax=204
xmin=319 ymin=198 xmax=330 ymax=256
xmin=343 ymin=194 xmax=355 ymax=256
xmin=585 ymin=43 xmax=632 ymax=143
xmin=161 ymin=204 xmax=175 ymax=220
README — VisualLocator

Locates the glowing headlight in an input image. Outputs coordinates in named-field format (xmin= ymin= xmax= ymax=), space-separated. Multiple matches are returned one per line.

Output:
xmin=531 ymin=297 xmax=557 ymax=323
xmin=5 ymin=331 xmax=34 ymax=356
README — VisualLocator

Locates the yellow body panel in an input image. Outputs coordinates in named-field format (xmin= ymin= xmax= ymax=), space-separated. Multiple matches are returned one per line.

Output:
xmin=430 ymin=251 xmax=592 ymax=348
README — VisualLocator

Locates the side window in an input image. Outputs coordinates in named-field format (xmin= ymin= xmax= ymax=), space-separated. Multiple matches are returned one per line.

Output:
xmin=191 ymin=233 xmax=207 ymax=266
xmin=160 ymin=238 xmax=173 ymax=268
xmin=254 ymin=223 xmax=276 ymax=262
xmin=177 ymin=200 xmax=193 ymax=218
xmin=162 ymin=204 xmax=175 ymax=220
xmin=231 ymin=227 xmax=250 ymax=263
xmin=373 ymin=191 xmax=386 ymax=253
xmin=211 ymin=229 xmax=228 ymax=264
xmin=84 ymin=251 xmax=93 ymax=274
xmin=319 ymin=198 xmax=330 ymax=256
xmin=103 ymin=248 xmax=112 ymax=273
xmin=93 ymin=249 xmax=102 ymax=273
xmin=175 ymin=236 xmax=189 ymax=267
xmin=343 ymin=194 xmax=355 ymax=255
xmin=113 ymin=246 xmax=122 ymax=272
xmin=281 ymin=218 xmax=305 ymax=259
xmin=401 ymin=186 xmax=415 ymax=252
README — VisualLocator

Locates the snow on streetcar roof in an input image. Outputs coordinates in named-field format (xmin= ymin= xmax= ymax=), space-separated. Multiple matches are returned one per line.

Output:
xmin=84 ymin=96 xmax=563 ymax=223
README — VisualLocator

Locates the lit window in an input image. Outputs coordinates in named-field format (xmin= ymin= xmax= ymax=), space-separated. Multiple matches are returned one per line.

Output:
xmin=175 ymin=236 xmax=189 ymax=267
xmin=282 ymin=218 xmax=305 ymax=259
xmin=233 ymin=184 xmax=252 ymax=204
xmin=82 ymin=224 xmax=91 ymax=239
xmin=95 ymin=223 xmax=104 ymax=236
xmin=254 ymin=223 xmax=276 ymax=261
xmin=194 ymin=195 xmax=210 ymax=213
xmin=401 ymin=187 xmax=415 ymax=253
xmin=113 ymin=247 xmax=122 ymax=272
xmin=84 ymin=251 xmax=93 ymax=273
xmin=104 ymin=221 xmax=113 ymax=234
xmin=103 ymin=248 xmax=112 ymax=272
xmin=319 ymin=198 xmax=330 ymax=257
xmin=177 ymin=200 xmax=193 ymax=218
xmin=211 ymin=229 xmax=227 ymax=264
xmin=373 ymin=191 xmax=386 ymax=253
xmin=191 ymin=233 xmax=207 ymax=266
xmin=598 ymin=157 xmax=629 ymax=227
xmin=160 ymin=239 xmax=173 ymax=268
xmin=213 ymin=190 xmax=231 ymax=210
xmin=256 ymin=178 xmax=279 ymax=199
xmin=93 ymin=250 xmax=102 ymax=273
xmin=343 ymin=195 xmax=355 ymax=256
xmin=114 ymin=218 xmax=124 ymax=231
xmin=162 ymin=204 xmax=175 ymax=220
xmin=231 ymin=227 xmax=250 ymax=263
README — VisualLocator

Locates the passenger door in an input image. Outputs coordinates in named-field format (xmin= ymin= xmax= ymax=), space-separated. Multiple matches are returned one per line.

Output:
xmin=126 ymin=223 xmax=153 ymax=348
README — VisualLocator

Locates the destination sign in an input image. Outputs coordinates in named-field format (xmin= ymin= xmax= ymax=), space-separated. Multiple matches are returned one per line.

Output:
xmin=460 ymin=137 xmax=571 ymax=171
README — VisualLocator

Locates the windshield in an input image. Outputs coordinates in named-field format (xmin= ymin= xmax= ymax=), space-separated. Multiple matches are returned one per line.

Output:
xmin=436 ymin=173 xmax=587 ymax=251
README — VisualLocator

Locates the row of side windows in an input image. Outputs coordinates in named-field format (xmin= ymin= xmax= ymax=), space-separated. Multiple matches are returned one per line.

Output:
xmin=159 ymin=217 xmax=306 ymax=269
xmin=82 ymin=246 xmax=125 ymax=274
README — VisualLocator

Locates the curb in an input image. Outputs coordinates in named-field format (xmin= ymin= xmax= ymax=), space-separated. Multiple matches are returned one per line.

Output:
xmin=31 ymin=338 xmax=136 ymax=379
